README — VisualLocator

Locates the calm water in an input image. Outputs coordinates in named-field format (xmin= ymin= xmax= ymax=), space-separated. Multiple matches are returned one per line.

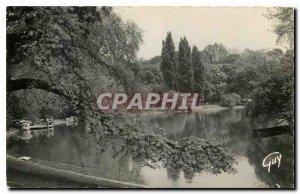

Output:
xmin=7 ymin=108 xmax=294 ymax=188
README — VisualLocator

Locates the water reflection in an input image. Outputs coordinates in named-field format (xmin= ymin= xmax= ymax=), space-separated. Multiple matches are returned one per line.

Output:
xmin=247 ymin=135 xmax=294 ymax=188
xmin=19 ymin=128 xmax=55 ymax=141
xmin=7 ymin=108 xmax=294 ymax=188
xmin=142 ymin=108 xmax=248 ymax=152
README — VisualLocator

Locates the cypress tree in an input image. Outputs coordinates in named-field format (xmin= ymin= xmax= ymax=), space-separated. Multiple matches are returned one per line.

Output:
xmin=177 ymin=37 xmax=192 ymax=92
xmin=160 ymin=32 xmax=176 ymax=90
xmin=192 ymin=45 xmax=205 ymax=97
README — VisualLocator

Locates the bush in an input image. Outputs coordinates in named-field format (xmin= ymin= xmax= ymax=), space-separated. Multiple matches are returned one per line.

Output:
xmin=231 ymin=93 xmax=241 ymax=105
xmin=220 ymin=93 xmax=241 ymax=107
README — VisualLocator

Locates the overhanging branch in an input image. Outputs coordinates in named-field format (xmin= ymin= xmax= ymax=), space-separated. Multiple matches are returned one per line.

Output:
xmin=7 ymin=78 xmax=72 ymax=101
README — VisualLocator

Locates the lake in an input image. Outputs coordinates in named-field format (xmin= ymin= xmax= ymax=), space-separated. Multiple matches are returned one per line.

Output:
xmin=7 ymin=107 xmax=294 ymax=188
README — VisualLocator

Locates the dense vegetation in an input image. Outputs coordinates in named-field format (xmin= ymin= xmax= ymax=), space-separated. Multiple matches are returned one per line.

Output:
xmin=160 ymin=34 xmax=292 ymax=108
xmin=6 ymin=7 xmax=294 ymax=183
xmin=248 ymin=8 xmax=294 ymax=188
xmin=7 ymin=7 xmax=238 ymax=177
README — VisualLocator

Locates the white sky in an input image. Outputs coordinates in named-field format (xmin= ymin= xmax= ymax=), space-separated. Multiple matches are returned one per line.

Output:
xmin=114 ymin=7 xmax=282 ymax=59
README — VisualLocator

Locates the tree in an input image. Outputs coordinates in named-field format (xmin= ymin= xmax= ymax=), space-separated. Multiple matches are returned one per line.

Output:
xmin=220 ymin=93 xmax=241 ymax=107
xmin=247 ymin=8 xmax=294 ymax=130
xmin=7 ymin=7 xmax=237 ymax=177
xmin=202 ymin=43 xmax=229 ymax=63
xmin=95 ymin=11 xmax=143 ymax=62
xmin=204 ymin=64 xmax=227 ymax=103
xmin=177 ymin=37 xmax=192 ymax=92
xmin=192 ymin=46 xmax=205 ymax=96
xmin=226 ymin=49 xmax=282 ymax=98
xmin=6 ymin=6 xmax=147 ymax=136
xmin=247 ymin=67 xmax=293 ymax=125
xmin=222 ymin=53 xmax=240 ymax=64
xmin=99 ymin=112 xmax=236 ymax=176
xmin=160 ymin=32 xmax=177 ymax=90
xmin=266 ymin=8 xmax=294 ymax=49
xmin=136 ymin=58 xmax=163 ymax=90
xmin=7 ymin=7 xmax=104 ymax=123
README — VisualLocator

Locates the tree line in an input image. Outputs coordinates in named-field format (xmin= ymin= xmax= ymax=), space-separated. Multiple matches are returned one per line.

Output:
xmin=160 ymin=22 xmax=293 ymax=113
xmin=160 ymin=32 xmax=241 ymax=103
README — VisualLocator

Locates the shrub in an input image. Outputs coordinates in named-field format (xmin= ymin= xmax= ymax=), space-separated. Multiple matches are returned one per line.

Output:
xmin=220 ymin=93 xmax=241 ymax=107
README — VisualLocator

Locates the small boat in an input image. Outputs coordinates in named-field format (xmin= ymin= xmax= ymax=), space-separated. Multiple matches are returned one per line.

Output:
xmin=253 ymin=125 xmax=291 ymax=138
xmin=29 ymin=124 xmax=54 ymax=130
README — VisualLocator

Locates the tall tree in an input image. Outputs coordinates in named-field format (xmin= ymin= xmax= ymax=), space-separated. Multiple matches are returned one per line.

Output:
xmin=177 ymin=37 xmax=192 ymax=92
xmin=6 ymin=6 xmax=145 ymax=129
xmin=160 ymin=32 xmax=177 ymax=90
xmin=202 ymin=43 xmax=228 ymax=63
xmin=248 ymin=8 xmax=294 ymax=129
xmin=191 ymin=46 xmax=205 ymax=97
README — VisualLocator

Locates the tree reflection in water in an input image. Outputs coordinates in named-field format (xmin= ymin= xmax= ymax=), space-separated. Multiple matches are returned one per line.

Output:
xmin=166 ymin=167 xmax=180 ymax=181
xmin=143 ymin=108 xmax=294 ymax=186
xmin=7 ymin=108 xmax=294 ymax=187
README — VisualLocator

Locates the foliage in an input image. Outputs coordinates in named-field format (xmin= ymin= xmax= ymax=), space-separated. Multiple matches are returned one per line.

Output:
xmin=95 ymin=11 xmax=143 ymax=62
xmin=220 ymin=93 xmax=241 ymax=107
xmin=7 ymin=7 xmax=103 ymax=115
xmin=266 ymin=8 xmax=294 ymax=49
xmin=6 ymin=7 xmax=143 ymax=120
xmin=192 ymin=46 xmax=205 ymax=95
xmin=6 ymin=93 xmax=28 ymax=128
xmin=247 ymin=8 xmax=294 ymax=129
xmin=204 ymin=63 xmax=228 ymax=102
xmin=161 ymin=32 xmax=177 ymax=90
xmin=7 ymin=89 xmax=72 ymax=127
xmin=226 ymin=49 xmax=283 ymax=98
xmin=7 ymin=7 xmax=294 ymax=181
xmin=136 ymin=59 xmax=163 ymax=90
xmin=247 ymin=65 xmax=294 ymax=126
xmin=177 ymin=37 xmax=193 ymax=92
xmin=202 ymin=43 xmax=229 ymax=63
xmin=222 ymin=53 xmax=240 ymax=64
xmin=98 ymin=112 xmax=237 ymax=176
xmin=7 ymin=7 xmax=237 ymax=178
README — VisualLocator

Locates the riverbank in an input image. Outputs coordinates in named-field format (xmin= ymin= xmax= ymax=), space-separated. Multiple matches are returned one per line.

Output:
xmin=7 ymin=154 xmax=149 ymax=188
xmin=138 ymin=104 xmax=245 ymax=117
xmin=6 ymin=118 xmax=78 ymax=139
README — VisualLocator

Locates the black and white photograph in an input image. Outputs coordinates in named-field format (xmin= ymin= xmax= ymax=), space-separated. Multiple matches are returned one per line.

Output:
xmin=5 ymin=4 xmax=295 ymax=189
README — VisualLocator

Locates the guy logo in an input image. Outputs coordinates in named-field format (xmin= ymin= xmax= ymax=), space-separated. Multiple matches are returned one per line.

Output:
xmin=262 ymin=152 xmax=282 ymax=173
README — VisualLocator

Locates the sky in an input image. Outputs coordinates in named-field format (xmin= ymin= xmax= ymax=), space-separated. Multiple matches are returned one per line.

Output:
xmin=114 ymin=7 xmax=282 ymax=60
